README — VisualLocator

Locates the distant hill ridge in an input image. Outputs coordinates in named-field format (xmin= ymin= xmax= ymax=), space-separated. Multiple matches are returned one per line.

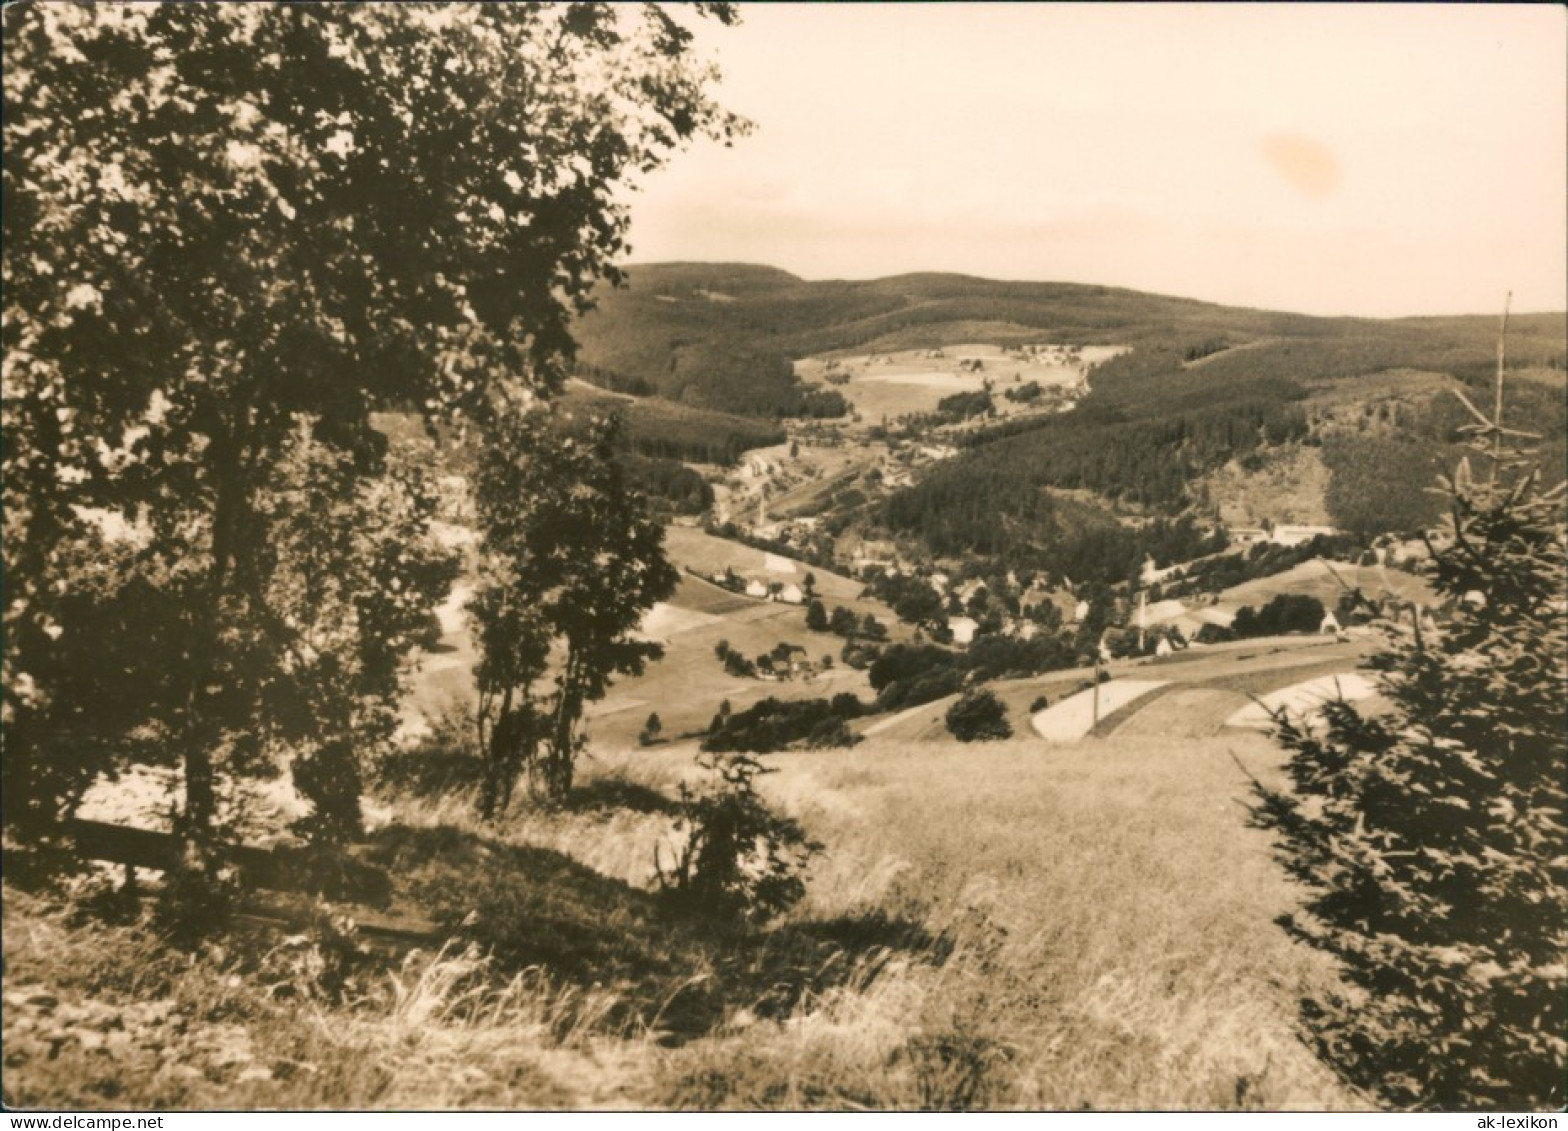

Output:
xmin=573 ymin=262 xmax=1564 ymax=553
xmin=574 ymin=262 xmax=1565 ymax=418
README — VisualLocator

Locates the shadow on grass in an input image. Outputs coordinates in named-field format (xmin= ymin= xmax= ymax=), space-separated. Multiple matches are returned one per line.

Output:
xmin=564 ymin=777 xmax=680 ymax=816
xmin=375 ymin=740 xmax=674 ymax=819
xmin=373 ymin=746 xmax=484 ymax=800
xmin=363 ymin=823 xmax=941 ymax=1041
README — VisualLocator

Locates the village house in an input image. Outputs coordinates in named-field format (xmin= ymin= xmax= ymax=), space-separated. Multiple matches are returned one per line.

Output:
xmin=954 ymin=578 xmax=987 ymax=606
xmin=1140 ymin=555 xmax=1186 ymax=586
xmin=778 ymin=644 xmax=811 ymax=674
xmin=947 ymin=616 xmax=979 ymax=645
xmin=1270 ymin=524 xmax=1338 ymax=547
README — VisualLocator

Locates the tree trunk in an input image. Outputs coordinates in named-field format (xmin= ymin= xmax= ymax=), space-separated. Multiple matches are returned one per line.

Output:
xmin=179 ymin=416 xmax=248 ymax=846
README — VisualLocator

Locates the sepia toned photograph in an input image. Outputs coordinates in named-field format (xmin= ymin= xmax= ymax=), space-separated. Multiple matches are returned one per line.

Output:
xmin=3 ymin=1 xmax=1564 ymax=1115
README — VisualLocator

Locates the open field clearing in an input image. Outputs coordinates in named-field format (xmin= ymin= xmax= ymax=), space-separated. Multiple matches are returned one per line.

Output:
xmin=794 ymin=344 xmax=1125 ymax=426
xmin=1218 ymin=558 xmax=1435 ymax=612
xmin=1224 ymin=673 xmax=1378 ymax=730
xmin=400 ymin=537 xmax=892 ymax=746
xmin=663 ymin=526 xmax=865 ymax=603
xmin=652 ymin=732 xmax=1360 ymax=1109
xmin=1031 ymin=680 xmax=1169 ymax=740
xmin=1109 ymin=688 xmax=1252 ymax=740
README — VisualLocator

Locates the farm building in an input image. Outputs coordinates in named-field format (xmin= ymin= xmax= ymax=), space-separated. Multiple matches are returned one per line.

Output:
xmin=1270 ymin=524 xmax=1338 ymax=547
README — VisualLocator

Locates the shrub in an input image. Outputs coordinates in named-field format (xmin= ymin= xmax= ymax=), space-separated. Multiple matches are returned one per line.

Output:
xmin=639 ymin=712 xmax=663 ymax=747
xmin=1028 ymin=695 xmax=1049 ymax=713
xmin=944 ymin=690 xmax=1013 ymax=743
xmin=703 ymin=696 xmax=866 ymax=754
xmin=258 ymin=906 xmax=372 ymax=1004
xmin=656 ymin=753 xmax=822 ymax=925
xmin=1232 ymin=593 xmax=1325 ymax=638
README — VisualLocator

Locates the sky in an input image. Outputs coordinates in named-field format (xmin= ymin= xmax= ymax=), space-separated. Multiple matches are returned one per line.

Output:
xmin=623 ymin=3 xmax=1567 ymax=318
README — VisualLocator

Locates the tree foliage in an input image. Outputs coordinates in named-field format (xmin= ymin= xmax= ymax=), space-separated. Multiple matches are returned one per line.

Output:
xmin=1231 ymin=593 xmax=1326 ymax=639
xmin=701 ymin=695 xmax=864 ymax=755
xmin=471 ymin=407 xmax=678 ymax=810
xmin=1250 ymin=453 xmax=1567 ymax=1108
xmin=944 ymin=689 xmax=1013 ymax=743
xmin=3 ymin=3 xmax=741 ymax=846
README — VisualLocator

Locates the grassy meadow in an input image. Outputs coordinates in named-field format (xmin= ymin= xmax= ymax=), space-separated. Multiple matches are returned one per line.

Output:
xmin=3 ymin=726 xmax=1365 ymax=1111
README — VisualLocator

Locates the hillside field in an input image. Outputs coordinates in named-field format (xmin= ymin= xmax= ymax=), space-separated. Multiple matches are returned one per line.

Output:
xmin=4 ymin=725 xmax=1364 ymax=1110
xmin=793 ymin=343 xmax=1124 ymax=428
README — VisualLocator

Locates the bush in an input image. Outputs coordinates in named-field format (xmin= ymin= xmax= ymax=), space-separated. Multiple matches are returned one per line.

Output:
xmin=1028 ymin=694 xmax=1049 ymax=713
xmin=656 ymin=754 xmax=822 ymax=925
xmin=639 ymin=712 xmax=663 ymax=747
xmin=878 ymin=668 xmax=965 ymax=713
xmin=1232 ymin=593 xmax=1325 ymax=638
xmin=944 ymin=690 xmax=1013 ymax=743
xmin=1250 ymin=459 xmax=1567 ymax=1109
xmin=703 ymin=696 xmax=867 ymax=754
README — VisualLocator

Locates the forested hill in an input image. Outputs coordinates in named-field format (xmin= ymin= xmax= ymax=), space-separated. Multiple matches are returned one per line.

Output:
xmin=573 ymin=263 xmax=1564 ymax=552
xmin=572 ymin=262 xmax=1566 ymax=418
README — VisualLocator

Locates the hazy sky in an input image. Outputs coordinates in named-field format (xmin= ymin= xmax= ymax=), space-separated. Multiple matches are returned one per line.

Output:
xmin=623 ymin=3 xmax=1567 ymax=318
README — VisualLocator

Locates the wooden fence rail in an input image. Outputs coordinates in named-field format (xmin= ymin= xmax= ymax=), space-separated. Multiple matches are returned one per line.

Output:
xmin=63 ymin=817 xmax=441 ymax=947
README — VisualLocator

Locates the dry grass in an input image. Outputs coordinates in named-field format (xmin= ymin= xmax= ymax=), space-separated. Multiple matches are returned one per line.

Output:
xmin=5 ymin=726 xmax=1366 ymax=1110
xmin=650 ymin=733 xmax=1362 ymax=1109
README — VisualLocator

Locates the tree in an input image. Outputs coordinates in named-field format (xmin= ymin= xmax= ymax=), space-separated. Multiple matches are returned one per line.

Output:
xmin=805 ymin=598 xmax=828 ymax=632
xmin=471 ymin=407 xmax=678 ymax=809
xmin=944 ymin=689 xmax=1013 ymax=743
xmin=639 ymin=712 xmax=663 ymax=747
xmin=890 ymin=580 xmax=945 ymax=629
xmin=1250 ymin=444 xmax=1566 ymax=1106
xmin=1232 ymin=593 xmax=1325 ymax=638
xmin=3 ymin=4 xmax=742 ymax=846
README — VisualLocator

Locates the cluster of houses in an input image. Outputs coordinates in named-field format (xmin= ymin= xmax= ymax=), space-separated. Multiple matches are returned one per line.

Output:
xmin=1229 ymin=523 xmax=1339 ymax=548
xmin=700 ymin=564 xmax=809 ymax=606
xmin=755 ymin=641 xmax=816 ymax=680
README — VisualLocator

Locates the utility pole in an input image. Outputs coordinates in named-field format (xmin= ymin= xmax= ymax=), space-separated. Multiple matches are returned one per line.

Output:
xmin=1092 ymin=629 xmax=1109 ymax=731
xmin=1091 ymin=657 xmax=1101 ymax=730
xmin=1493 ymin=291 xmax=1511 ymax=480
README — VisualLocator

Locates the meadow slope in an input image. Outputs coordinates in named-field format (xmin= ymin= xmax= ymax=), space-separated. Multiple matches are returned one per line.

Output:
xmin=6 ymin=726 xmax=1366 ymax=1110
